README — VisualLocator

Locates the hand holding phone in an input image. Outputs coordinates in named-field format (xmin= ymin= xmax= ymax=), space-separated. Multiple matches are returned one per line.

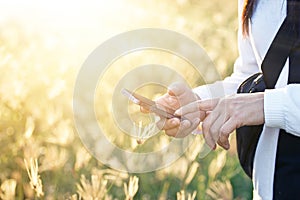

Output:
xmin=121 ymin=88 xmax=183 ymax=120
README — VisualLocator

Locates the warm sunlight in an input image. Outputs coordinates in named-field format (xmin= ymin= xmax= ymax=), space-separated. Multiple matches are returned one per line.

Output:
xmin=0 ymin=0 xmax=252 ymax=199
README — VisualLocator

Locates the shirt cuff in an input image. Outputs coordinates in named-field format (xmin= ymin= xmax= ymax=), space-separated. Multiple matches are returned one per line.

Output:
xmin=264 ymin=88 xmax=286 ymax=129
xmin=193 ymin=82 xmax=227 ymax=100
xmin=193 ymin=85 xmax=213 ymax=100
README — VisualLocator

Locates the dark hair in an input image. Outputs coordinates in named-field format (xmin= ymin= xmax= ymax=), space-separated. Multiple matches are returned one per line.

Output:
xmin=242 ymin=0 xmax=256 ymax=35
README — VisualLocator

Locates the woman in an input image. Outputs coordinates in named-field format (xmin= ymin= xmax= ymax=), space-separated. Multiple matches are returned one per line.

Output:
xmin=151 ymin=0 xmax=300 ymax=199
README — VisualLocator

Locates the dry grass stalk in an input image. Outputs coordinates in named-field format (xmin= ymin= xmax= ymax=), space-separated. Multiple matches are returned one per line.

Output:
xmin=184 ymin=162 xmax=199 ymax=186
xmin=0 ymin=179 xmax=17 ymax=200
xmin=70 ymin=194 xmax=79 ymax=200
xmin=158 ymin=182 xmax=170 ymax=200
xmin=124 ymin=176 xmax=139 ymax=200
xmin=206 ymin=180 xmax=233 ymax=200
xmin=133 ymin=121 xmax=156 ymax=144
xmin=39 ymin=146 xmax=68 ymax=172
xmin=176 ymin=190 xmax=197 ymax=200
xmin=185 ymin=137 xmax=203 ymax=162
xmin=91 ymin=168 xmax=129 ymax=187
xmin=24 ymin=158 xmax=44 ymax=197
xmin=77 ymin=174 xmax=108 ymax=200
xmin=74 ymin=147 xmax=91 ymax=171
xmin=208 ymin=151 xmax=227 ymax=180
xmin=24 ymin=116 xmax=35 ymax=139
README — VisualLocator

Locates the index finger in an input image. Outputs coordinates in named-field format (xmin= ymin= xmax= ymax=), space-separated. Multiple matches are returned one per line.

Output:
xmin=175 ymin=98 xmax=219 ymax=116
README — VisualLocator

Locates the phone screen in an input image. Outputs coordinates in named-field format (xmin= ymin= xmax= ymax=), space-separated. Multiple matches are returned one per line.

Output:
xmin=121 ymin=88 xmax=181 ymax=119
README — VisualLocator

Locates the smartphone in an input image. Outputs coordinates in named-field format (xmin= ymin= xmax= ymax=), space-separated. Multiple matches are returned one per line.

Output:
xmin=121 ymin=88 xmax=182 ymax=119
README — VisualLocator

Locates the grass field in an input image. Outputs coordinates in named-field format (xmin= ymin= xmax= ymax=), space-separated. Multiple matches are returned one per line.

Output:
xmin=0 ymin=0 xmax=253 ymax=199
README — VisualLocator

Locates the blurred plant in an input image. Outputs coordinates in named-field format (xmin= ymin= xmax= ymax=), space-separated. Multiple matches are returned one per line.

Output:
xmin=206 ymin=180 xmax=233 ymax=200
xmin=124 ymin=176 xmax=139 ymax=200
xmin=208 ymin=150 xmax=227 ymax=180
xmin=77 ymin=174 xmax=108 ymax=200
xmin=185 ymin=136 xmax=204 ymax=162
xmin=24 ymin=116 xmax=35 ymax=139
xmin=39 ymin=146 xmax=68 ymax=172
xmin=0 ymin=179 xmax=17 ymax=200
xmin=75 ymin=147 xmax=92 ymax=171
xmin=24 ymin=158 xmax=44 ymax=197
xmin=46 ymin=119 xmax=74 ymax=146
xmin=70 ymin=194 xmax=79 ymax=200
xmin=91 ymin=168 xmax=129 ymax=188
xmin=156 ymin=157 xmax=189 ymax=181
xmin=184 ymin=162 xmax=199 ymax=186
xmin=176 ymin=190 xmax=197 ymax=200
xmin=132 ymin=121 xmax=157 ymax=145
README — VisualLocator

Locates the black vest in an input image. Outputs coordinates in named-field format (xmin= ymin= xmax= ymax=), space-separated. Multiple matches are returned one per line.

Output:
xmin=273 ymin=1 xmax=300 ymax=199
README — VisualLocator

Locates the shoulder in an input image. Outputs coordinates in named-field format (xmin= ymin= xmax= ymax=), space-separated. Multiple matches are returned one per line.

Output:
xmin=250 ymin=0 xmax=286 ymax=59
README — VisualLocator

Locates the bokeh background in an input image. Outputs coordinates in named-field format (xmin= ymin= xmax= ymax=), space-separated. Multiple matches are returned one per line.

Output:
xmin=0 ymin=0 xmax=252 ymax=199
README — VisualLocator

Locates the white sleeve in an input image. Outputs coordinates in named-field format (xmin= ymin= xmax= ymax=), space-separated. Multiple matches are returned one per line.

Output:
xmin=264 ymin=84 xmax=300 ymax=136
xmin=193 ymin=0 xmax=260 ymax=99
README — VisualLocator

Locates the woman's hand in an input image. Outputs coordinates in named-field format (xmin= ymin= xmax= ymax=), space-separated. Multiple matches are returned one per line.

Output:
xmin=175 ymin=93 xmax=265 ymax=149
xmin=141 ymin=82 xmax=205 ymax=138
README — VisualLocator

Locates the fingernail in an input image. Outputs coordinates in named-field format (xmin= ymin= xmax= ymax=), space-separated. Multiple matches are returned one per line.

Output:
xmin=212 ymin=144 xmax=217 ymax=150
xmin=174 ymin=109 xmax=181 ymax=116
xmin=167 ymin=89 xmax=175 ymax=96
xmin=171 ymin=119 xmax=179 ymax=126
xmin=225 ymin=144 xmax=230 ymax=150
xmin=192 ymin=129 xmax=202 ymax=135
